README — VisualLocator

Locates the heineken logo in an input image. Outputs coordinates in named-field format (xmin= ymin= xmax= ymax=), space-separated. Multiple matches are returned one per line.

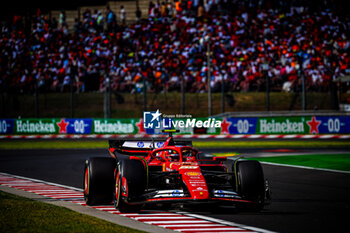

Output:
xmin=16 ymin=120 xmax=56 ymax=133
xmin=259 ymin=119 xmax=304 ymax=133
xmin=4 ymin=116 xmax=346 ymax=136
xmin=94 ymin=120 xmax=134 ymax=133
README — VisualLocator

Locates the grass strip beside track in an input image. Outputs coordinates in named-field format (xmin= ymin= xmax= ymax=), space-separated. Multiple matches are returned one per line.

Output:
xmin=245 ymin=153 xmax=350 ymax=172
xmin=0 ymin=140 xmax=349 ymax=150
xmin=0 ymin=190 xmax=144 ymax=233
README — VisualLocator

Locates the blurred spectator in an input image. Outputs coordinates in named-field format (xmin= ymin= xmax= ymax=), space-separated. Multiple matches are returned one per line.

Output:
xmin=58 ymin=10 xmax=66 ymax=28
xmin=97 ymin=11 xmax=104 ymax=32
xmin=120 ymin=5 xmax=126 ymax=25
xmin=0 ymin=0 xmax=349 ymax=96
xmin=106 ymin=6 xmax=116 ymax=32
xmin=136 ymin=7 xmax=142 ymax=22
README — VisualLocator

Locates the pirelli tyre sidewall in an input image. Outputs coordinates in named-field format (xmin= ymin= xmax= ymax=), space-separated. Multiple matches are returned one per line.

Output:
xmin=114 ymin=159 xmax=146 ymax=213
xmin=84 ymin=157 xmax=116 ymax=205
xmin=237 ymin=160 xmax=265 ymax=210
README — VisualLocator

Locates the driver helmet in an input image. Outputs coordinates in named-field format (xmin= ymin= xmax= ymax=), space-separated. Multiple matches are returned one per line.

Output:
xmin=183 ymin=150 xmax=195 ymax=161
xmin=167 ymin=150 xmax=179 ymax=161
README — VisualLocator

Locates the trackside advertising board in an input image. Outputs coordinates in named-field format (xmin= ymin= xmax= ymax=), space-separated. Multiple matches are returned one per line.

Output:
xmin=256 ymin=116 xmax=350 ymax=134
xmin=92 ymin=119 xmax=138 ymax=134
xmin=0 ymin=116 xmax=349 ymax=135
xmin=0 ymin=119 xmax=14 ymax=134
xmin=224 ymin=116 xmax=350 ymax=134
xmin=15 ymin=119 xmax=60 ymax=134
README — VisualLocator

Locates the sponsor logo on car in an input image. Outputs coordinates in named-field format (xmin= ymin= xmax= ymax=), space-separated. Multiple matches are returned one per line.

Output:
xmin=137 ymin=141 xmax=144 ymax=148
xmin=185 ymin=171 xmax=201 ymax=176
xmin=172 ymin=190 xmax=181 ymax=197
xmin=179 ymin=166 xmax=199 ymax=170
xmin=216 ymin=190 xmax=225 ymax=197
xmin=156 ymin=142 xmax=164 ymax=148
xmin=154 ymin=190 xmax=185 ymax=198
xmin=213 ymin=190 xmax=240 ymax=198
xmin=195 ymin=187 xmax=208 ymax=191
xmin=189 ymin=181 xmax=206 ymax=186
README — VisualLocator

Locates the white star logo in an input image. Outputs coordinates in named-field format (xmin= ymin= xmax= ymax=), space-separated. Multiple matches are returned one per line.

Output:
xmin=151 ymin=109 xmax=162 ymax=122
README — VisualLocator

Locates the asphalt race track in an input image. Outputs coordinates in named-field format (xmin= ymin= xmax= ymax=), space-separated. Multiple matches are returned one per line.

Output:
xmin=0 ymin=148 xmax=350 ymax=233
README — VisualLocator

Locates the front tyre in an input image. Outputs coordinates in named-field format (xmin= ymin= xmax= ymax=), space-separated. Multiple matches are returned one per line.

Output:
xmin=114 ymin=160 xmax=146 ymax=213
xmin=237 ymin=160 xmax=265 ymax=211
xmin=84 ymin=157 xmax=116 ymax=205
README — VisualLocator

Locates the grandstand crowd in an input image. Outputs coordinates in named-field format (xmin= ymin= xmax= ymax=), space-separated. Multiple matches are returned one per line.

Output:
xmin=0 ymin=0 xmax=349 ymax=95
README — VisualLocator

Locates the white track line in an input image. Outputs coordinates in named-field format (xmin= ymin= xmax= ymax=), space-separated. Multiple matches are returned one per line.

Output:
xmin=94 ymin=207 xmax=118 ymax=211
xmin=178 ymin=212 xmax=277 ymax=233
xmin=172 ymin=227 xmax=251 ymax=231
xmin=133 ymin=216 xmax=194 ymax=220
xmin=0 ymin=172 xmax=83 ymax=192
xmin=159 ymin=224 xmax=224 ymax=227
xmin=121 ymin=213 xmax=180 ymax=216
xmin=143 ymin=220 xmax=209 ymax=224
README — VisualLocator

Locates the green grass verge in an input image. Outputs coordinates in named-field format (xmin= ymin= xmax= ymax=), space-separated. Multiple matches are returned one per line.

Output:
xmin=0 ymin=190 xmax=144 ymax=233
xmin=245 ymin=153 xmax=350 ymax=172
xmin=0 ymin=140 xmax=350 ymax=150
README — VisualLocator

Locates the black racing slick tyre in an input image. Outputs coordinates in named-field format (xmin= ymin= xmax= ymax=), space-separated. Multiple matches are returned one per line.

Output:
xmin=114 ymin=160 xmax=146 ymax=213
xmin=84 ymin=157 xmax=116 ymax=205
xmin=237 ymin=160 xmax=265 ymax=211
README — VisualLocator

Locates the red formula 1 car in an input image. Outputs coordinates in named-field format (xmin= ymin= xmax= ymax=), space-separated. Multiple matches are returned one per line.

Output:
xmin=83 ymin=132 xmax=270 ymax=213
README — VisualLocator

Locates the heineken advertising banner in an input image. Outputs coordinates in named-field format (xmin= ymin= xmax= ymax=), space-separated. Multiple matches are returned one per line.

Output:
xmin=257 ymin=117 xmax=307 ymax=134
xmin=1 ymin=118 xmax=141 ymax=134
xmin=92 ymin=119 xmax=138 ymax=134
xmin=0 ymin=116 xmax=349 ymax=135
xmin=256 ymin=116 xmax=350 ymax=134
xmin=15 ymin=119 xmax=60 ymax=134
xmin=0 ymin=119 xmax=14 ymax=134
xmin=65 ymin=119 xmax=92 ymax=134
xmin=224 ymin=116 xmax=350 ymax=134
xmin=311 ymin=116 xmax=350 ymax=134
xmin=223 ymin=118 xmax=258 ymax=134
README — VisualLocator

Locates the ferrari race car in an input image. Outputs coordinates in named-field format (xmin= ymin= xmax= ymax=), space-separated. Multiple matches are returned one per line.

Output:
xmin=83 ymin=132 xmax=270 ymax=212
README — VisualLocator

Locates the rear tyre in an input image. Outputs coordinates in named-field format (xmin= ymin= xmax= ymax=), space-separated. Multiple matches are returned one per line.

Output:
xmin=84 ymin=157 xmax=116 ymax=205
xmin=114 ymin=160 xmax=146 ymax=213
xmin=236 ymin=160 xmax=265 ymax=211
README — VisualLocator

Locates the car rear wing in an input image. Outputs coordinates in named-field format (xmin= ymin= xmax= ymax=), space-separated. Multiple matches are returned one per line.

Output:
xmin=109 ymin=138 xmax=192 ymax=156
